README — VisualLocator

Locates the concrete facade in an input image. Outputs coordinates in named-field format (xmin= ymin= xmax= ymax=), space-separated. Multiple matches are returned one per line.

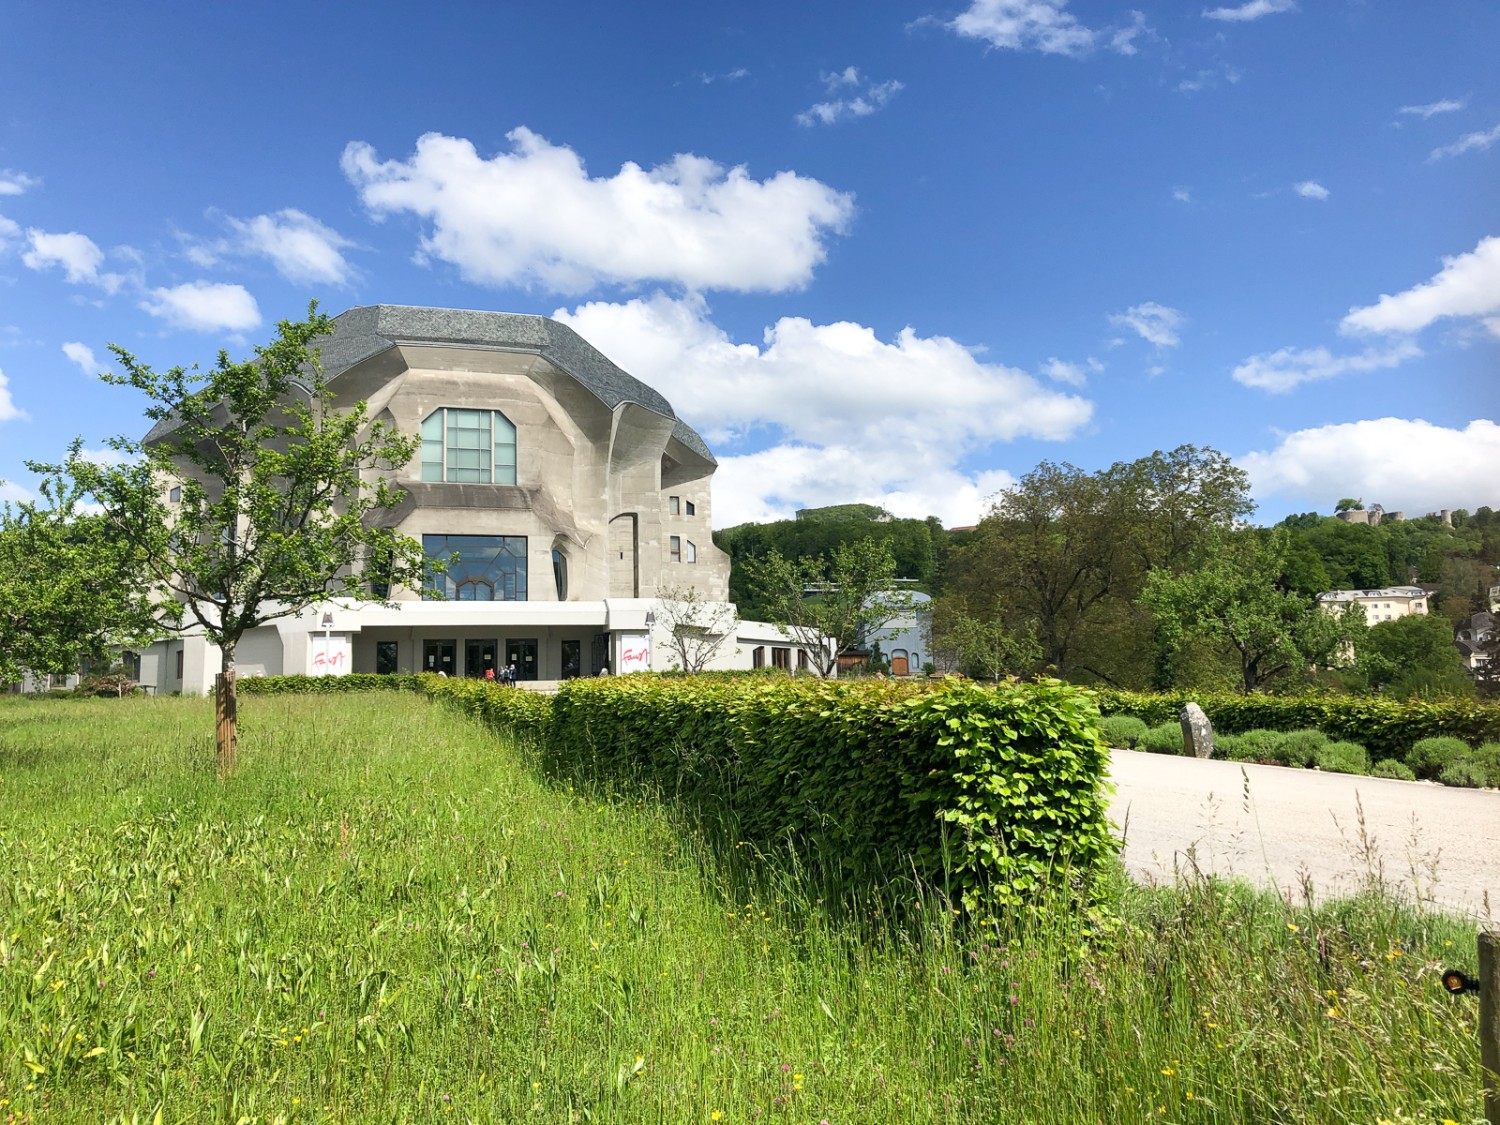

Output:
xmin=1315 ymin=585 xmax=1430 ymax=623
xmin=129 ymin=305 xmax=821 ymax=692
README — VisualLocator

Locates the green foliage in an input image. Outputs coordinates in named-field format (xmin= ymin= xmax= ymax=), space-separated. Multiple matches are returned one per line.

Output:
xmin=424 ymin=673 xmax=1116 ymax=915
xmin=1099 ymin=715 xmax=1148 ymax=748
xmin=238 ymin=673 xmax=422 ymax=695
xmin=1355 ymin=613 xmax=1474 ymax=698
xmin=1219 ymin=729 xmax=1283 ymax=763
xmin=1139 ymin=722 xmax=1184 ymax=755
xmin=929 ymin=595 xmax=1042 ymax=681
xmin=794 ymin=502 xmax=891 ymax=523
xmin=1405 ymin=736 xmax=1473 ymax=781
xmin=1437 ymin=758 xmax=1488 ymax=789
xmin=1094 ymin=689 xmax=1500 ymax=764
xmin=1314 ymin=740 xmax=1369 ymax=775
xmin=1372 ymin=758 xmax=1417 ymax=781
xmin=1471 ymin=742 xmax=1500 ymax=787
xmin=1273 ymin=728 xmax=1328 ymax=769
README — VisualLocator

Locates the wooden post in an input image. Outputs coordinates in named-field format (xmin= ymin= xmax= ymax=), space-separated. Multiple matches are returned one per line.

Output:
xmin=215 ymin=669 xmax=237 ymax=776
xmin=1482 ymin=930 xmax=1499 ymax=1125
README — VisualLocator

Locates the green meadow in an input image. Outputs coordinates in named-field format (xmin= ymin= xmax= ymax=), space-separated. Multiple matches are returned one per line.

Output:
xmin=0 ymin=693 xmax=1484 ymax=1124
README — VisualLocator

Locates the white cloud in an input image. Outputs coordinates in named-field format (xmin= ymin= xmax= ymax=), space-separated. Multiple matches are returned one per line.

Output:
xmin=552 ymin=292 xmax=1090 ymax=525
xmin=1038 ymin=356 xmax=1101 ymax=386
xmin=1177 ymin=64 xmax=1242 ymax=95
xmin=21 ymin=229 xmax=125 ymax=293
xmin=1171 ymin=186 xmax=1193 ymax=203
xmin=0 ymin=480 xmax=34 ymax=504
xmin=697 ymin=67 xmax=749 ymax=84
xmin=1293 ymin=180 xmax=1329 ymax=200
xmin=1429 ymin=123 xmax=1500 ymax=162
xmin=796 ymin=69 xmax=905 ymax=127
xmin=1398 ymin=97 xmax=1466 ymax=120
xmin=61 ymin=341 xmax=105 ymax=377
xmin=1340 ymin=235 xmax=1500 ymax=338
xmin=1230 ymin=341 xmax=1421 ymax=393
xmin=194 ymin=209 xmax=356 ymax=286
xmin=1109 ymin=11 xmax=1150 ymax=55
xmin=141 ymin=281 xmax=262 ymax=333
xmin=0 ymin=214 xmax=19 ymax=251
xmin=343 ymin=129 xmax=855 ymax=295
xmin=948 ymin=0 xmax=1098 ymax=57
xmin=1203 ymin=0 xmax=1295 ymax=22
xmin=1108 ymin=302 xmax=1184 ymax=347
xmin=1241 ymin=418 xmax=1500 ymax=515
xmin=0 ymin=170 xmax=39 ymax=196
xmin=74 ymin=445 xmax=130 ymax=467
xmin=0 ymin=366 xmax=26 ymax=422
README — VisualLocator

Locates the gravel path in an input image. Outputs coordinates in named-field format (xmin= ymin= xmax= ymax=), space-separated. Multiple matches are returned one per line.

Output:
xmin=1106 ymin=748 xmax=1500 ymax=920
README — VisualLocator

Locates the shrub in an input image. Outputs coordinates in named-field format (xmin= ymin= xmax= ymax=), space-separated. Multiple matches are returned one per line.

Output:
xmin=1371 ymin=759 xmax=1416 ymax=781
xmin=1099 ymin=715 xmax=1149 ymax=749
xmin=1272 ymin=729 xmax=1329 ymax=769
xmin=1470 ymin=742 xmax=1500 ymax=787
xmin=1220 ymin=728 xmax=1282 ymax=763
xmin=1315 ymin=740 xmax=1369 ymax=775
xmin=1404 ymin=736 xmax=1471 ymax=781
xmin=1438 ymin=758 xmax=1488 ymax=789
xmin=239 ymin=673 xmax=422 ymax=695
xmin=1139 ymin=721 xmax=1185 ymax=755
xmin=1213 ymin=733 xmax=1241 ymax=759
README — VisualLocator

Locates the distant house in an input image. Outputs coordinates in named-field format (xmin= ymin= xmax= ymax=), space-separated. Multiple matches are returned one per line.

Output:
xmin=862 ymin=591 xmax=932 ymax=677
xmin=1316 ymin=586 xmax=1429 ymax=624
xmin=1454 ymin=611 xmax=1496 ymax=673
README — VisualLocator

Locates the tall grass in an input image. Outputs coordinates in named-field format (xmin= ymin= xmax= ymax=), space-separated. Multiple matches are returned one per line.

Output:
xmin=0 ymin=694 xmax=1484 ymax=1124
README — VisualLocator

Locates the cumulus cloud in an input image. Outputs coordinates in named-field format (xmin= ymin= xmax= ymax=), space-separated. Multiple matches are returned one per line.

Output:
xmin=188 ymin=209 xmax=356 ymax=286
xmin=1109 ymin=302 xmax=1184 ymax=347
xmin=1109 ymin=10 xmax=1151 ymax=55
xmin=1241 ymin=418 xmax=1500 ymax=514
xmin=1428 ymin=123 xmax=1500 ymax=162
xmin=0 ymin=170 xmax=39 ymax=196
xmin=343 ymin=129 xmax=855 ymax=295
xmin=796 ymin=68 xmax=905 ymax=127
xmin=1293 ymin=180 xmax=1329 ymax=200
xmin=0 ymin=480 xmax=34 ymax=504
xmin=61 ymin=341 xmax=105 ymax=377
xmin=553 ymin=292 xmax=1090 ymax=525
xmin=141 ymin=281 xmax=262 ymax=333
xmin=22 ymin=229 xmax=125 ymax=293
xmin=0 ymin=214 xmax=19 ymax=251
xmin=1038 ymin=357 xmax=1101 ymax=386
xmin=1203 ymin=0 xmax=1295 ymax=22
xmin=0 ymin=366 xmax=24 ymax=422
xmin=948 ymin=0 xmax=1095 ymax=57
xmin=1398 ymin=97 xmax=1465 ymax=120
xmin=1340 ymin=235 xmax=1500 ymax=338
xmin=1230 ymin=341 xmax=1421 ymax=393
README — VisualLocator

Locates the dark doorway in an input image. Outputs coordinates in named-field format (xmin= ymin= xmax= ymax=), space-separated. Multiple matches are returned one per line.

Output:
xmin=506 ymin=638 xmax=538 ymax=681
xmin=376 ymin=640 xmax=399 ymax=675
xmin=423 ymin=639 xmax=456 ymax=675
xmin=560 ymin=639 xmax=582 ymax=680
xmin=465 ymin=639 xmax=499 ymax=678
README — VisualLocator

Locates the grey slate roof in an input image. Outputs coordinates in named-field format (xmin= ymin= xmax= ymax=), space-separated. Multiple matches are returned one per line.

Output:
xmin=147 ymin=304 xmax=715 ymax=464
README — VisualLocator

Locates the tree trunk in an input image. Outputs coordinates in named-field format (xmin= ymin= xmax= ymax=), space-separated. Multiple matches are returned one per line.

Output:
xmin=216 ymin=644 xmax=237 ymax=775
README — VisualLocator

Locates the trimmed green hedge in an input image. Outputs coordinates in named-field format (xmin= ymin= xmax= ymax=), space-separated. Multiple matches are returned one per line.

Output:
xmin=1094 ymin=690 xmax=1500 ymax=762
xmin=239 ymin=673 xmax=423 ymax=695
xmin=424 ymin=674 xmax=1116 ymax=915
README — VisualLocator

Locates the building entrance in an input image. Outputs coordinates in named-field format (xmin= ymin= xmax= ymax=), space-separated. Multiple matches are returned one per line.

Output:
xmin=423 ymin=639 xmax=456 ymax=676
xmin=465 ymin=639 xmax=499 ymax=678
xmin=506 ymin=638 xmax=538 ymax=681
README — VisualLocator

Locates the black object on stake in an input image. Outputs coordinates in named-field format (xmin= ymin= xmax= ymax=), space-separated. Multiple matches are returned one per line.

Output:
xmin=1442 ymin=968 xmax=1481 ymax=995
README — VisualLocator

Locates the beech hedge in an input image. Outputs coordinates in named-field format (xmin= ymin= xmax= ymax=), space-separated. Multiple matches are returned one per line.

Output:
xmin=424 ymin=674 xmax=1116 ymax=914
xmin=1093 ymin=690 xmax=1500 ymax=762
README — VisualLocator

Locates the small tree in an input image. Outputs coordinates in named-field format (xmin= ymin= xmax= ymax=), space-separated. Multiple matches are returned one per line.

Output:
xmin=741 ymin=537 xmax=911 ymax=678
xmin=0 ymin=477 xmax=157 ymax=684
xmin=1140 ymin=528 xmax=1363 ymax=693
xmin=654 ymin=584 xmax=738 ymax=673
xmin=934 ymin=598 xmax=1041 ymax=682
xmin=41 ymin=304 xmax=427 ymax=772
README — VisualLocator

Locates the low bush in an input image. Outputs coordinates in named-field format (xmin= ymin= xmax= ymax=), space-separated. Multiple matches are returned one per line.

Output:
xmin=1438 ymin=758 xmax=1489 ymax=789
xmin=1273 ymin=729 xmax=1328 ymax=769
xmin=1138 ymin=721 xmax=1184 ymax=755
xmin=1405 ymin=736 xmax=1472 ymax=781
xmin=239 ymin=672 xmax=422 ymax=695
xmin=1469 ymin=742 xmax=1500 ymax=787
xmin=1315 ymin=740 xmax=1369 ymax=775
xmin=1371 ymin=758 xmax=1416 ymax=781
xmin=1219 ymin=728 xmax=1282 ymax=763
xmin=1099 ymin=714 xmax=1148 ymax=748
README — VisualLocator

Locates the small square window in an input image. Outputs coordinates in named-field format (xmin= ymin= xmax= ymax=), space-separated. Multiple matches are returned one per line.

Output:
xmin=685 ymin=500 xmax=696 ymax=516
xmin=168 ymin=485 xmax=182 ymax=502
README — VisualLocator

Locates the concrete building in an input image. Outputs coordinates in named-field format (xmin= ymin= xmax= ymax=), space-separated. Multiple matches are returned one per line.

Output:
xmin=1315 ymin=585 xmax=1430 ymax=623
xmin=131 ymin=305 xmax=820 ymax=692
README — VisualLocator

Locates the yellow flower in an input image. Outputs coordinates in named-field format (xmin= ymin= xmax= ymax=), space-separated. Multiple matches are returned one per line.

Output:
xmin=1161 ymin=1067 xmax=1176 ymax=1076
xmin=1286 ymin=923 xmax=1299 ymax=932
xmin=711 ymin=1112 xmax=724 ymax=1122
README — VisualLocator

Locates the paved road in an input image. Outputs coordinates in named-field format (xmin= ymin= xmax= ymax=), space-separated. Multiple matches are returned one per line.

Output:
xmin=1107 ymin=749 xmax=1500 ymax=919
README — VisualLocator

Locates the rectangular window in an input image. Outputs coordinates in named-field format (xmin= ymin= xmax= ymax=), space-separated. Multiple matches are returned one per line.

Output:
xmin=669 ymin=496 xmax=680 ymax=515
xmin=423 ymin=534 xmax=528 ymax=601
xmin=797 ymin=649 xmax=809 ymax=671
xmin=421 ymin=408 xmax=517 ymax=485
xmin=168 ymin=485 xmax=182 ymax=502
xmin=174 ymin=649 xmax=184 ymax=679
xmin=772 ymin=647 xmax=791 ymax=669
xmin=685 ymin=500 xmax=696 ymax=516
xmin=685 ymin=540 xmax=697 ymax=563
xmin=670 ymin=535 xmax=681 ymax=563
xmin=376 ymin=640 xmax=399 ymax=675
xmin=752 ymin=645 xmax=765 ymax=669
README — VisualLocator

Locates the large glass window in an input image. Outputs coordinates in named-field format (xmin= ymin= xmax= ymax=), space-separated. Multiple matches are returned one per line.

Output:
xmin=421 ymin=408 xmax=517 ymax=485
xmin=423 ymin=535 xmax=528 ymax=601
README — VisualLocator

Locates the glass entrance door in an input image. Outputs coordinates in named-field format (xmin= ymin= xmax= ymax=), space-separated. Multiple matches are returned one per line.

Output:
xmin=560 ymin=639 xmax=581 ymax=680
xmin=506 ymin=638 xmax=538 ymax=681
xmin=465 ymin=639 xmax=499 ymax=679
xmin=423 ymin=639 xmax=456 ymax=675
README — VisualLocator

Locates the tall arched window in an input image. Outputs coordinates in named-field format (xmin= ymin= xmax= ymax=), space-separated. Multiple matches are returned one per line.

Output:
xmin=421 ymin=408 xmax=517 ymax=484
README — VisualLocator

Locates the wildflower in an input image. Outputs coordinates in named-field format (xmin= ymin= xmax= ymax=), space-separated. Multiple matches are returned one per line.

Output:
xmin=711 ymin=1113 xmax=724 ymax=1122
xmin=1161 ymin=1067 xmax=1176 ymax=1076
xmin=1326 ymin=1007 xmax=1340 ymax=1018
xmin=1286 ymin=923 xmax=1299 ymax=932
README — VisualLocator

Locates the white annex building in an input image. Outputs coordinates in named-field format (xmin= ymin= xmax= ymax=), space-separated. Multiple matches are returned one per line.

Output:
xmin=132 ymin=305 xmax=823 ymax=693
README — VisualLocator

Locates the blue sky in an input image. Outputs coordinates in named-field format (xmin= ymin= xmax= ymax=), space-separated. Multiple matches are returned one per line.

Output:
xmin=1 ymin=0 xmax=1496 ymax=528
